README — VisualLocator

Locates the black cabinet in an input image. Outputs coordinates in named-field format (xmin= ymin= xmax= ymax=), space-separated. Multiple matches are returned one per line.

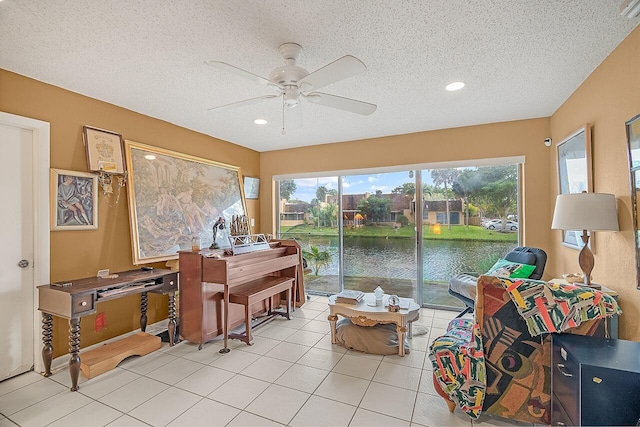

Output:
xmin=551 ymin=334 xmax=640 ymax=426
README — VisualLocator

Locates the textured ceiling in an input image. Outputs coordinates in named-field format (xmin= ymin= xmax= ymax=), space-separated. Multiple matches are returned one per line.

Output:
xmin=1 ymin=1 xmax=638 ymax=152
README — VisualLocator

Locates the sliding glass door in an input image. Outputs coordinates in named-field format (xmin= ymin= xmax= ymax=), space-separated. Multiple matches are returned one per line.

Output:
xmin=340 ymin=172 xmax=417 ymax=299
xmin=276 ymin=161 xmax=520 ymax=309
xmin=278 ymin=177 xmax=340 ymax=295
xmin=420 ymin=165 xmax=519 ymax=308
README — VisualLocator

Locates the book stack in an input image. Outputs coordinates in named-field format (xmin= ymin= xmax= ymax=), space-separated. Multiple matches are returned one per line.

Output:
xmin=335 ymin=289 xmax=365 ymax=304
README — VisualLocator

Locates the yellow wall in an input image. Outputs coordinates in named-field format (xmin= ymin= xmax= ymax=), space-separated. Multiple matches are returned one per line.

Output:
xmin=261 ymin=118 xmax=553 ymax=260
xmin=0 ymin=70 xmax=260 ymax=356
xmin=550 ymin=26 xmax=640 ymax=340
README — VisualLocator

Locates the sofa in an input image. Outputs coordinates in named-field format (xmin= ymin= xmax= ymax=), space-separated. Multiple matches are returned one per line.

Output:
xmin=430 ymin=275 xmax=617 ymax=424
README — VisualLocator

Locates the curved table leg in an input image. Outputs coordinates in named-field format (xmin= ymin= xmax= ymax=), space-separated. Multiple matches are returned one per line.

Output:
xmin=396 ymin=324 xmax=407 ymax=357
xmin=41 ymin=313 xmax=53 ymax=377
xmin=328 ymin=314 xmax=338 ymax=344
xmin=68 ymin=318 xmax=81 ymax=391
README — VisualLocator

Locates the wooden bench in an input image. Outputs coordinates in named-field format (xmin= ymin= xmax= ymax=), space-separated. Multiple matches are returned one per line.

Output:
xmin=229 ymin=276 xmax=294 ymax=345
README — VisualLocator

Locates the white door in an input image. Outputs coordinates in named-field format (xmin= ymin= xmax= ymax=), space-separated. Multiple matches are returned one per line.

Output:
xmin=0 ymin=124 xmax=35 ymax=379
xmin=0 ymin=112 xmax=50 ymax=381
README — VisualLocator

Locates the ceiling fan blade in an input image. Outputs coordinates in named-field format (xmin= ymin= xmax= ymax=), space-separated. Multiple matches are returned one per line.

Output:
xmin=208 ymin=95 xmax=279 ymax=112
xmin=297 ymin=55 xmax=366 ymax=92
xmin=205 ymin=61 xmax=281 ymax=89
xmin=306 ymin=92 xmax=377 ymax=116
xmin=284 ymin=104 xmax=303 ymax=130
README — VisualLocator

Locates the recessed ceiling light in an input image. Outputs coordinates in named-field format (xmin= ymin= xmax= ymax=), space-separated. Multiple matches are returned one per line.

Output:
xmin=445 ymin=81 xmax=465 ymax=91
xmin=144 ymin=154 xmax=156 ymax=160
xmin=254 ymin=119 xmax=268 ymax=125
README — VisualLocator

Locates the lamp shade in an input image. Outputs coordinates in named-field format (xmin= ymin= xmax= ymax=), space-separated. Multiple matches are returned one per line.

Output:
xmin=551 ymin=193 xmax=619 ymax=231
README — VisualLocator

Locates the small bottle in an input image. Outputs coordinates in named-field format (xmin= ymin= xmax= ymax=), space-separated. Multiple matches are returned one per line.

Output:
xmin=374 ymin=286 xmax=384 ymax=306
xmin=191 ymin=236 xmax=201 ymax=252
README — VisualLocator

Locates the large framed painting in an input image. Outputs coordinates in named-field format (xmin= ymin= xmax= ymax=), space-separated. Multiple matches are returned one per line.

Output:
xmin=124 ymin=140 xmax=247 ymax=264
xmin=556 ymin=124 xmax=593 ymax=249
xmin=50 ymin=169 xmax=98 ymax=230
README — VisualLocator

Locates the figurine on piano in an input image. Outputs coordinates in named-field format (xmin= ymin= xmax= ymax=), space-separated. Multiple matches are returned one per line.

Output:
xmin=210 ymin=216 xmax=226 ymax=249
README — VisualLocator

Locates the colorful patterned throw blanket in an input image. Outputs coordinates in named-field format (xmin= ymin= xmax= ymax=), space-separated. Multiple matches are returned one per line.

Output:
xmin=429 ymin=278 xmax=621 ymax=419
xmin=501 ymin=278 xmax=621 ymax=336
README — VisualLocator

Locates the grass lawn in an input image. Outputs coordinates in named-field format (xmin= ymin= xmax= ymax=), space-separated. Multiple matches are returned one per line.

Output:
xmin=280 ymin=223 xmax=518 ymax=242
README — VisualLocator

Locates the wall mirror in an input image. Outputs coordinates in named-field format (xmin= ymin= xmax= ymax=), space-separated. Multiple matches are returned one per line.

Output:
xmin=625 ymin=113 xmax=640 ymax=289
xmin=556 ymin=124 xmax=593 ymax=249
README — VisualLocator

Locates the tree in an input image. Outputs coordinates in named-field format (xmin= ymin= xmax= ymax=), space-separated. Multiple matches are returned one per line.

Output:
xmin=316 ymin=185 xmax=328 ymax=203
xmin=321 ymin=202 xmax=339 ymax=227
xmin=453 ymin=168 xmax=485 ymax=229
xmin=431 ymin=168 xmax=460 ymax=230
xmin=392 ymin=182 xmax=415 ymax=199
xmin=476 ymin=165 xmax=518 ymax=231
xmin=357 ymin=194 xmax=390 ymax=225
xmin=279 ymin=180 xmax=296 ymax=201
xmin=451 ymin=165 xmax=518 ymax=231
xmin=302 ymin=246 xmax=332 ymax=275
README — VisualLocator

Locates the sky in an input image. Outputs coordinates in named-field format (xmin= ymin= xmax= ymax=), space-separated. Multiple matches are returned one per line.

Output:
xmin=290 ymin=171 xmax=435 ymax=202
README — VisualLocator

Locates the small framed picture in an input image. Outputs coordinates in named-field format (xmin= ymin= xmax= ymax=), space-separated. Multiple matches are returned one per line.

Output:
xmin=83 ymin=126 xmax=126 ymax=174
xmin=244 ymin=176 xmax=260 ymax=199
xmin=50 ymin=169 xmax=98 ymax=230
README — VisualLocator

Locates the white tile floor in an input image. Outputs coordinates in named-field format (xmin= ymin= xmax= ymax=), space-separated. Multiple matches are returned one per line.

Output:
xmin=0 ymin=296 xmax=533 ymax=427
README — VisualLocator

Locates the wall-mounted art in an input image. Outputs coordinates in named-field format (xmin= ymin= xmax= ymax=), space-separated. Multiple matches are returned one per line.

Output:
xmin=243 ymin=176 xmax=260 ymax=199
xmin=556 ymin=124 xmax=593 ymax=249
xmin=124 ymin=140 xmax=247 ymax=264
xmin=83 ymin=126 xmax=126 ymax=174
xmin=50 ymin=169 xmax=98 ymax=230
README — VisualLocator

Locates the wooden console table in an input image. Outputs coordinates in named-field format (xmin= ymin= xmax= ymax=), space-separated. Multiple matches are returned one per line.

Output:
xmin=37 ymin=268 xmax=178 ymax=391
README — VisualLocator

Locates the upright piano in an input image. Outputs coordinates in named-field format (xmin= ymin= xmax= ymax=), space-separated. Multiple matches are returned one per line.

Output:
xmin=178 ymin=239 xmax=304 ymax=350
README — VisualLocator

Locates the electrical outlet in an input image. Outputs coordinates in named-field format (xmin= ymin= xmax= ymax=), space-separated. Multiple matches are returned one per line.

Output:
xmin=250 ymin=218 xmax=255 ymax=227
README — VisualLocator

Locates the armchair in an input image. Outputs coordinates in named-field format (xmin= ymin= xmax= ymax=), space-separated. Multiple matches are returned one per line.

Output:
xmin=448 ymin=246 xmax=547 ymax=317
xmin=432 ymin=275 xmax=613 ymax=424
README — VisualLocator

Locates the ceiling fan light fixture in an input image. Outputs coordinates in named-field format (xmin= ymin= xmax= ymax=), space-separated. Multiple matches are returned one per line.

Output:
xmin=253 ymin=118 xmax=268 ymax=125
xmin=446 ymin=81 xmax=465 ymax=91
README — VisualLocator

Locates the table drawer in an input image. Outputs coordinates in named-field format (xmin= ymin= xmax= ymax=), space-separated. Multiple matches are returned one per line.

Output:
xmin=72 ymin=293 xmax=95 ymax=316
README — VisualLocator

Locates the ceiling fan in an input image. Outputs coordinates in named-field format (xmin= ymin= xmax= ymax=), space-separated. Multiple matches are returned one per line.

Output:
xmin=205 ymin=43 xmax=376 ymax=131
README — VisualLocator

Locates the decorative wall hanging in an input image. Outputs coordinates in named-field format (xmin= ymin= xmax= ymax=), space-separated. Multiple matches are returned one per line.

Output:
xmin=556 ymin=124 xmax=593 ymax=249
xmin=83 ymin=125 xmax=127 ymax=203
xmin=50 ymin=168 xmax=98 ymax=230
xmin=243 ymin=176 xmax=260 ymax=199
xmin=124 ymin=140 xmax=247 ymax=264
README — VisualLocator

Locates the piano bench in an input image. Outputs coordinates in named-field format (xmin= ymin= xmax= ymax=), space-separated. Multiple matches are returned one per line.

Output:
xmin=229 ymin=276 xmax=295 ymax=345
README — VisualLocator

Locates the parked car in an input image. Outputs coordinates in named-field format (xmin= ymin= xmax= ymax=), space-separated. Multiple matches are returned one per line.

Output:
xmin=480 ymin=218 xmax=495 ymax=227
xmin=485 ymin=219 xmax=518 ymax=231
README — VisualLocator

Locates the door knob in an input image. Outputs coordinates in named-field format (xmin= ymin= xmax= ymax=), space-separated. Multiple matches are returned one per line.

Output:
xmin=17 ymin=259 xmax=30 ymax=269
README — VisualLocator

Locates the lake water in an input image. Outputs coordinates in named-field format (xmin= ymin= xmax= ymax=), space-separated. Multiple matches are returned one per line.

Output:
xmin=288 ymin=234 xmax=516 ymax=299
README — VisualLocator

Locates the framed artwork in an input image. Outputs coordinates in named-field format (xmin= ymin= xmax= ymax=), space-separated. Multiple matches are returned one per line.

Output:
xmin=83 ymin=126 xmax=126 ymax=174
xmin=244 ymin=176 xmax=260 ymax=199
xmin=556 ymin=124 xmax=593 ymax=249
xmin=50 ymin=169 xmax=98 ymax=230
xmin=124 ymin=140 xmax=247 ymax=264
xmin=625 ymin=113 xmax=640 ymax=289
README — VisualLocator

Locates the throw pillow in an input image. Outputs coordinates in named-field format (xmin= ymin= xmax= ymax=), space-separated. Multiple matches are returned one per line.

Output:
xmin=486 ymin=258 xmax=536 ymax=278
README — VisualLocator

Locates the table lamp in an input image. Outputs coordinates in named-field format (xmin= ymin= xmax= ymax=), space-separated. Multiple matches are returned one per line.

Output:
xmin=551 ymin=192 xmax=619 ymax=287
